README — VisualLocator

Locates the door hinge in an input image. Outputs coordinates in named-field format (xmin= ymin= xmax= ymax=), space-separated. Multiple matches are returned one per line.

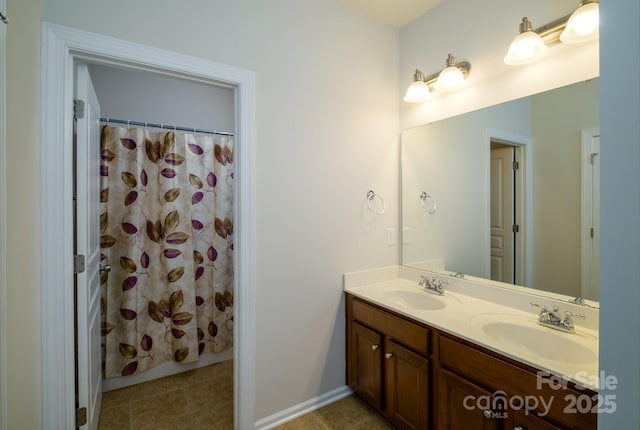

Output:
xmin=590 ymin=227 xmax=594 ymax=238
xmin=512 ymin=161 xmax=520 ymax=170
xmin=74 ymin=254 xmax=86 ymax=274
xmin=512 ymin=224 xmax=520 ymax=233
xmin=590 ymin=152 xmax=598 ymax=164
xmin=73 ymin=99 xmax=85 ymax=120
xmin=76 ymin=407 xmax=87 ymax=427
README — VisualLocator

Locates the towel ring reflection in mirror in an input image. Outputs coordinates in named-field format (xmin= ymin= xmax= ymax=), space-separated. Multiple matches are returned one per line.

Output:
xmin=420 ymin=191 xmax=436 ymax=214
xmin=367 ymin=190 xmax=385 ymax=215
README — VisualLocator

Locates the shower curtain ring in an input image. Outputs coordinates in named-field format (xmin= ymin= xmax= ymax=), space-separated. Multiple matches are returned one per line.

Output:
xmin=367 ymin=190 xmax=385 ymax=215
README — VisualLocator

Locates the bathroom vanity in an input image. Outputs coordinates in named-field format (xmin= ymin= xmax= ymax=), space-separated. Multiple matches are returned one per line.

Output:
xmin=344 ymin=267 xmax=599 ymax=430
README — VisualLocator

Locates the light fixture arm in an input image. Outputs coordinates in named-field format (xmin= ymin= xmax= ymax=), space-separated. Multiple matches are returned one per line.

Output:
xmin=533 ymin=14 xmax=571 ymax=47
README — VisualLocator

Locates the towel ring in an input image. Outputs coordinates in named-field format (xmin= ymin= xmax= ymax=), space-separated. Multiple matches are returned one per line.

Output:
xmin=367 ymin=190 xmax=385 ymax=215
xmin=420 ymin=191 xmax=436 ymax=214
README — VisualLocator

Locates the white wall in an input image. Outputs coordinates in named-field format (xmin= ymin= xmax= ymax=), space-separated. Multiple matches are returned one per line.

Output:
xmin=4 ymin=0 xmax=399 ymax=427
xmin=5 ymin=1 xmax=42 ymax=429
xmin=88 ymin=64 xmax=235 ymax=132
xmin=599 ymin=0 xmax=640 ymax=427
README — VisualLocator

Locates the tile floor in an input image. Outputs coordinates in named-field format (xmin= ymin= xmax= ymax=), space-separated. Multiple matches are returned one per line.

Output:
xmin=272 ymin=395 xmax=393 ymax=430
xmin=98 ymin=359 xmax=392 ymax=430
xmin=98 ymin=359 xmax=234 ymax=430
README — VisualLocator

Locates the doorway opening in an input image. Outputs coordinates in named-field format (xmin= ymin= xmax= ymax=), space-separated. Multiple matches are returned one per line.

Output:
xmin=489 ymin=140 xmax=522 ymax=285
xmin=74 ymin=61 xmax=238 ymax=429
xmin=485 ymin=129 xmax=532 ymax=288
xmin=41 ymin=23 xmax=256 ymax=430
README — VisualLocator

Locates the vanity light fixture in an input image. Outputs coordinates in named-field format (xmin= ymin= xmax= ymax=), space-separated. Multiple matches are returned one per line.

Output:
xmin=403 ymin=53 xmax=471 ymax=103
xmin=560 ymin=0 xmax=599 ymax=43
xmin=504 ymin=1 xmax=599 ymax=65
xmin=504 ymin=17 xmax=549 ymax=65
xmin=403 ymin=69 xmax=430 ymax=103
xmin=435 ymin=54 xmax=466 ymax=91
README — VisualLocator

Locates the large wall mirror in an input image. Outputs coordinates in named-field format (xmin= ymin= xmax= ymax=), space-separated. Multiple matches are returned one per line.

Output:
xmin=401 ymin=78 xmax=599 ymax=302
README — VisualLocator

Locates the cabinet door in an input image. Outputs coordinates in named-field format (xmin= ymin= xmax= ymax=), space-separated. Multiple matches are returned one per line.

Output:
xmin=384 ymin=340 xmax=429 ymax=430
xmin=511 ymin=409 xmax=563 ymax=430
xmin=437 ymin=369 xmax=507 ymax=430
xmin=349 ymin=321 xmax=383 ymax=410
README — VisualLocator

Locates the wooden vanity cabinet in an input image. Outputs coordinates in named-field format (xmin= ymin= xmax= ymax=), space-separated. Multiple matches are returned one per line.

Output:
xmin=346 ymin=292 xmax=597 ymax=430
xmin=346 ymin=294 xmax=430 ymax=429
xmin=437 ymin=334 xmax=597 ymax=430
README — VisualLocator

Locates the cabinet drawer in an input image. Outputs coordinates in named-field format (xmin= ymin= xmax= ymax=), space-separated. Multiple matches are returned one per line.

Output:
xmin=352 ymin=298 xmax=429 ymax=355
xmin=439 ymin=334 xmax=529 ymax=395
xmin=438 ymin=334 xmax=597 ymax=429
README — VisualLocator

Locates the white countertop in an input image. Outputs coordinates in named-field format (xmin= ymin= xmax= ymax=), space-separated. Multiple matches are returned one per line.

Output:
xmin=344 ymin=266 xmax=600 ymax=391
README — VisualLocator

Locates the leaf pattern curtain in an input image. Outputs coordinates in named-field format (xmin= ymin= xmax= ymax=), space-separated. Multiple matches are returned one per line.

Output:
xmin=100 ymin=125 xmax=234 ymax=378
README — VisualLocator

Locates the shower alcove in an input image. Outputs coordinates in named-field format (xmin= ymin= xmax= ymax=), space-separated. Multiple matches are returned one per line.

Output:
xmin=86 ymin=64 xmax=236 ymax=392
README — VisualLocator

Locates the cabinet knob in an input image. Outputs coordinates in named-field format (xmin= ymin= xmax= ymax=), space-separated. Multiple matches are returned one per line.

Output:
xmin=385 ymin=352 xmax=393 ymax=360
xmin=100 ymin=264 xmax=111 ymax=273
xmin=513 ymin=427 xmax=524 ymax=430
xmin=483 ymin=410 xmax=492 ymax=419
xmin=371 ymin=344 xmax=379 ymax=351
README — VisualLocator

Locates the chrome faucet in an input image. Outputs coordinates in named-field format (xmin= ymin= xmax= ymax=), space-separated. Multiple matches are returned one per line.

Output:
xmin=530 ymin=302 xmax=585 ymax=333
xmin=419 ymin=275 xmax=447 ymax=295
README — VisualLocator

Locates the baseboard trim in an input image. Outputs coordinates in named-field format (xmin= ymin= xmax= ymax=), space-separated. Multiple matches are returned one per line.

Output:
xmin=254 ymin=385 xmax=353 ymax=430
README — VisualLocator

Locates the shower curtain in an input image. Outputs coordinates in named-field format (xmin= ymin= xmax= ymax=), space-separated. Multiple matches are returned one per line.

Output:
xmin=99 ymin=125 xmax=234 ymax=378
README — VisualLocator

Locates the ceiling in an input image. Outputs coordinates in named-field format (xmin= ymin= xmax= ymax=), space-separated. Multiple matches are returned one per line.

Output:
xmin=331 ymin=0 xmax=444 ymax=28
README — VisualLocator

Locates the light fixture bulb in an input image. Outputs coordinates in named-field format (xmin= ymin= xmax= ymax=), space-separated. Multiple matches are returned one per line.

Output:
xmin=435 ymin=54 xmax=464 ymax=91
xmin=560 ymin=1 xmax=599 ymax=43
xmin=403 ymin=69 xmax=429 ymax=103
xmin=504 ymin=17 xmax=549 ymax=65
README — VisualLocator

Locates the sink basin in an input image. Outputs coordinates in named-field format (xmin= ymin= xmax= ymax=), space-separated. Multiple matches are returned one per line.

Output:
xmin=380 ymin=289 xmax=449 ymax=311
xmin=472 ymin=314 xmax=597 ymax=366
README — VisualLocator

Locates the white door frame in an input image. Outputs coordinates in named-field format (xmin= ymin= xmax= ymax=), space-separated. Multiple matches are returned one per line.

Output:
xmin=41 ymin=23 xmax=256 ymax=430
xmin=580 ymin=127 xmax=600 ymax=300
xmin=485 ymin=128 xmax=533 ymax=288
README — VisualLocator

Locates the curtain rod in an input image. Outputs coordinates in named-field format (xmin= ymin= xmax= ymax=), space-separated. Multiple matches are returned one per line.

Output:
xmin=100 ymin=117 xmax=234 ymax=137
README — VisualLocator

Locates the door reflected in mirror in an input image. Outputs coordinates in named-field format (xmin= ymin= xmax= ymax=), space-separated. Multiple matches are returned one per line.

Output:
xmin=401 ymin=78 xmax=599 ymax=302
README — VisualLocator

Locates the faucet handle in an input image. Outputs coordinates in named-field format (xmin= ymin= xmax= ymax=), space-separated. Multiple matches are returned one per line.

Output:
xmin=570 ymin=296 xmax=586 ymax=305
xmin=530 ymin=302 xmax=549 ymax=312
xmin=562 ymin=311 xmax=586 ymax=330
xmin=564 ymin=311 xmax=585 ymax=319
